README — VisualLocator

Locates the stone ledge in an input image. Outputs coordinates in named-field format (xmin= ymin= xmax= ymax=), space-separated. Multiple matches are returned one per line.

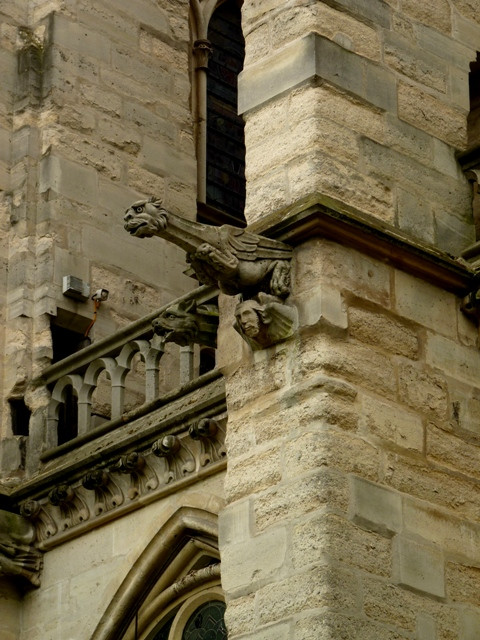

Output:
xmin=253 ymin=193 xmax=475 ymax=297
xmin=238 ymin=32 xmax=396 ymax=114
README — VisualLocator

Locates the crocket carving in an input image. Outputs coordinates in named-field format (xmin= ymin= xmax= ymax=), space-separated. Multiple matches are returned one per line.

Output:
xmin=124 ymin=198 xmax=292 ymax=298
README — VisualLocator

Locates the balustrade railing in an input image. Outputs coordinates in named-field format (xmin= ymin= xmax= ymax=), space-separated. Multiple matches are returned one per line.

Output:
xmin=36 ymin=286 xmax=218 ymax=452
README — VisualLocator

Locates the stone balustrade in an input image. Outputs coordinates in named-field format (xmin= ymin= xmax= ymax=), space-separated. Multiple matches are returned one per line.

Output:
xmin=37 ymin=286 xmax=218 ymax=451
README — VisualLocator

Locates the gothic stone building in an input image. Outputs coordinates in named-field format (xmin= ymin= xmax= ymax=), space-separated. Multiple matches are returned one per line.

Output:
xmin=1 ymin=1 xmax=480 ymax=639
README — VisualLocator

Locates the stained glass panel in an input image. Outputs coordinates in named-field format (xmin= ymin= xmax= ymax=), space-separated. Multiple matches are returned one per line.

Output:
xmin=182 ymin=601 xmax=227 ymax=640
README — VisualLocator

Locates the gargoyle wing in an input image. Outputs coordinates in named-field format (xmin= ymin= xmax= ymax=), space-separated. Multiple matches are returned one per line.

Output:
xmin=224 ymin=227 xmax=292 ymax=261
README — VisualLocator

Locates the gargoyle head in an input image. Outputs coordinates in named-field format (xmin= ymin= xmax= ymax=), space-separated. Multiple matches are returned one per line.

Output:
xmin=152 ymin=299 xmax=198 ymax=346
xmin=124 ymin=197 xmax=168 ymax=237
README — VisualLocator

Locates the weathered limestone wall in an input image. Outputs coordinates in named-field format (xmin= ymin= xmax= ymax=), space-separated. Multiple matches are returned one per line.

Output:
xmin=239 ymin=0 xmax=477 ymax=255
xmin=219 ymin=240 xmax=480 ymax=639
xmin=17 ymin=474 xmax=224 ymax=639
xmin=0 ymin=579 xmax=21 ymax=640
xmin=217 ymin=1 xmax=480 ymax=638
xmin=0 ymin=0 xmax=196 ymax=469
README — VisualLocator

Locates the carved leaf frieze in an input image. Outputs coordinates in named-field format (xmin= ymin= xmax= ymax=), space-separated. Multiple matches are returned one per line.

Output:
xmin=48 ymin=484 xmax=89 ymax=530
xmin=189 ymin=418 xmax=226 ymax=466
xmin=20 ymin=499 xmax=58 ymax=540
xmin=111 ymin=452 xmax=159 ymax=499
xmin=20 ymin=415 xmax=227 ymax=546
xmin=152 ymin=435 xmax=196 ymax=483
xmin=82 ymin=470 xmax=124 ymax=516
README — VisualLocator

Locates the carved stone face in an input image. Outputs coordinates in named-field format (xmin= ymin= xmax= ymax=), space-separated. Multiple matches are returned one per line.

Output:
xmin=235 ymin=302 xmax=261 ymax=338
xmin=152 ymin=305 xmax=197 ymax=346
xmin=124 ymin=199 xmax=167 ymax=237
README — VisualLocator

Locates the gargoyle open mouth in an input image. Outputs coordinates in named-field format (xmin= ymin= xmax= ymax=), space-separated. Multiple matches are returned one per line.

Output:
xmin=124 ymin=220 xmax=149 ymax=236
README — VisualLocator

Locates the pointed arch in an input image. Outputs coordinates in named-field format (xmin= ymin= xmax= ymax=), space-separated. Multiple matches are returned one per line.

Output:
xmin=90 ymin=507 xmax=219 ymax=640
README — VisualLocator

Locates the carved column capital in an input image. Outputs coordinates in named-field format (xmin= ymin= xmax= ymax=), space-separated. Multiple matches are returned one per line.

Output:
xmin=193 ymin=39 xmax=213 ymax=70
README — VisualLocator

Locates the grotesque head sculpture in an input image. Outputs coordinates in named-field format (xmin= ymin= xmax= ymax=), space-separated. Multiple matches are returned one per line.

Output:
xmin=124 ymin=198 xmax=167 ymax=237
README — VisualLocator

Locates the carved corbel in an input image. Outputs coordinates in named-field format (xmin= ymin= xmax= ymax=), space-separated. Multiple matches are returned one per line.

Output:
xmin=82 ymin=469 xmax=124 ymax=516
xmin=234 ymin=292 xmax=298 ymax=350
xmin=0 ymin=509 xmax=43 ymax=588
xmin=20 ymin=499 xmax=58 ymax=541
xmin=189 ymin=418 xmax=226 ymax=466
xmin=152 ymin=434 xmax=195 ymax=482
xmin=111 ymin=452 xmax=159 ymax=498
xmin=193 ymin=39 xmax=213 ymax=70
xmin=48 ymin=484 xmax=89 ymax=530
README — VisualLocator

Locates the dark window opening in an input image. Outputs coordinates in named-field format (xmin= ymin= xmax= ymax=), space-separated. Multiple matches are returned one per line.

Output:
xmin=199 ymin=347 xmax=216 ymax=376
xmin=203 ymin=0 xmax=246 ymax=225
xmin=468 ymin=52 xmax=480 ymax=148
xmin=51 ymin=311 xmax=91 ymax=363
xmin=57 ymin=386 xmax=78 ymax=445
xmin=149 ymin=601 xmax=226 ymax=640
xmin=9 ymin=398 xmax=31 ymax=436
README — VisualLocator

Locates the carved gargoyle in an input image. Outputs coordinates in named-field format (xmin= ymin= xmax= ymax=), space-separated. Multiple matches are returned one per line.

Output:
xmin=0 ymin=509 xmax=43 ymax=588
xmin=124 ymin=198 xmax=292 ymax=298
xmin=152 ymin=299 xmax=219 ymax=348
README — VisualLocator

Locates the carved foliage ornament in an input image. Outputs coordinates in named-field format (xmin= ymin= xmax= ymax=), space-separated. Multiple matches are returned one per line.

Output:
xmin=21 ymin=416 xmax=227 ymax=545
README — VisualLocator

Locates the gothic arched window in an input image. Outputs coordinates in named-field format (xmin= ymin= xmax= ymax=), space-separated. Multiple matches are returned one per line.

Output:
xmin=147 ymin=595 xmax=227 ymax=640
xmin=91 ymin=508 xmax=224 ymax=640
xmin=467 ymin=52 xmax=480 ymax=149
xmin=192 ymin=0 xmax=246 ymax=226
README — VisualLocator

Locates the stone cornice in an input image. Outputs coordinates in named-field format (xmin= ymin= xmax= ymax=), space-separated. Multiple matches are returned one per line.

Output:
xmin=252 ymin=193 xmax=476 ymax=297
xmin=9 ymin=375 xmax=226 ymax=550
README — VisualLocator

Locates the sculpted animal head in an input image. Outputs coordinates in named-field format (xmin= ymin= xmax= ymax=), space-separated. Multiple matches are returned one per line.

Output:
xmin=152 ymin=299 xmax=219 ymax=348
xmin=124 ymin=197 xmax=168 ymax=237
xmin=152 ymin=299 xmax=199 ymax=346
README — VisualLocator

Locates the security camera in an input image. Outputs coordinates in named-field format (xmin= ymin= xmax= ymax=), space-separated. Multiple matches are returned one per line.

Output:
xmin=92 ymin=289 xmax=109 ymax=302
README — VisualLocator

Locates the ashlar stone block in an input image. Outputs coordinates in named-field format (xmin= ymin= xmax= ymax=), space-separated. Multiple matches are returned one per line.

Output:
xmin=403 ymin=498 xmax=480 ymax=564
xmin=426 ymin=334 xmax=480 ymax=387
xmin=394 ymin=536 xmax=445 ymax=597
xmin=398 ymin=82 xmax=467 ymax=148
xmin=295 ymin=285 xmax=347 ymax=331
xmin=446 ymin=562 xmax=480 ymax=607
xmin=350 ymin=476 xmax=402 ymax=536
xmin=239 ymin=33 xmax=396 ymax=114
xmin=221 ymin=526 xmax=287 ymax=594
xmin=460 ymin=609 xmax=480 ymax=640
xmin=348 ymin=305 xmax=419 ymax=359
xmin=218 ymin=500 xmax=251 ymax=549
